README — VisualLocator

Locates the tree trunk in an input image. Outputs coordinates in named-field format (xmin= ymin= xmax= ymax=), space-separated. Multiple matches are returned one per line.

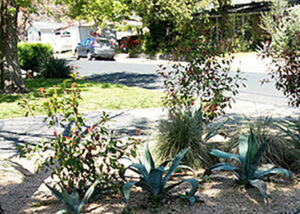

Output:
xmin=0 ymin=0 xmax=27 ymax=93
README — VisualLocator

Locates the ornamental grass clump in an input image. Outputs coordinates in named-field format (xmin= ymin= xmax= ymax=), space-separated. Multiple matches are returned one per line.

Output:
xmin=18 ymin=71 xmax=140 ymax=195
xmin=276 ymin=117 xmax=300 ymax=172
xmin=208 ymin=127 xmax=293 ymax=198
xmin=41 ymin=57 xmax=72 ymax=79
xmin=276 ymin=117 xmax=300 ymax=147
xmin=154 ymin=100 xmax=226 ymax=169
xmin=122 ymin=145 xmax=199 ymax=205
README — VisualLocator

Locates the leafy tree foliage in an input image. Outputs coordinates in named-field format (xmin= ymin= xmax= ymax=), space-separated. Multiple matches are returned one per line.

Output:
xmin=55 ymin=0 xmax=130 ymax=25
xmin=259 ymin=1 xmax=300 ymax=107
xmin=125 ymin=0 xmax=207 ymax=53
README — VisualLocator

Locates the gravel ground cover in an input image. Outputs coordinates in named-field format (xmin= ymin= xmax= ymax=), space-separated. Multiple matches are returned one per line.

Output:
xmin=1 ymin=157 xmax=299 ymax=214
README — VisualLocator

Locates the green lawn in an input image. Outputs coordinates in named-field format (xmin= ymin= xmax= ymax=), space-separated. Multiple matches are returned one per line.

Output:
xmin=0 ymin=79 xmax=163 ymax=119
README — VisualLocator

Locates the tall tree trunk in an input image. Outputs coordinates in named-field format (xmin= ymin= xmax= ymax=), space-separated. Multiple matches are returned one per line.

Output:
xmin=0 ymin=0 xmax=27 ymax=93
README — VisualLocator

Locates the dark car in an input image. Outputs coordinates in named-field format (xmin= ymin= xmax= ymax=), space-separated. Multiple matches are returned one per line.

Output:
xmin=119 ymin=35 xmax=142 ymax=52
xmin=75 ymin=37 xmax=115 ymax=60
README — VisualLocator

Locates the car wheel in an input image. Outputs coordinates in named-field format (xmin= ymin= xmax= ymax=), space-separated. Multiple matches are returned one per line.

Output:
xmin=110 ymin=56 xmax=114 ymax=61
xmin=75 ymin=51 xmax=80 ymax=60
xmin=87 ymin=52 xmax=92 ymax=60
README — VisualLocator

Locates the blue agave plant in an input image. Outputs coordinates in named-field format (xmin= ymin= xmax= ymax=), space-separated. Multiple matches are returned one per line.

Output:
xmin=122 ymin=145 xmax=199 ymax=205
xmin=209 ymin=128 xmax=293 ymax=198
xmin=45 ymin=180 xmax=99 ymax=214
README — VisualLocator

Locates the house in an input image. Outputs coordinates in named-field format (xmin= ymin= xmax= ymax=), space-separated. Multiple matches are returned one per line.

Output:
xmin=27 ymin=21 xmax=97 ymax=52
xmin=195 ymin=0 xmax=300 ymax=48
xmin=27 ymin=21 xmax=69 ymax=52
xmin=55 ymin=25 xmax=98 ymax=52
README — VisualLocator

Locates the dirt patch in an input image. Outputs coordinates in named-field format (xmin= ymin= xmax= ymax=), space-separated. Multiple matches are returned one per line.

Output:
xmin=0 ymin=158 xmax=299 ymax=214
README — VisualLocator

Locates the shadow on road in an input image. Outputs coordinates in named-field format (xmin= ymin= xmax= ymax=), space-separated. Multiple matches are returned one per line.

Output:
xmin=85 ymin=72 xmax=162 ymax=90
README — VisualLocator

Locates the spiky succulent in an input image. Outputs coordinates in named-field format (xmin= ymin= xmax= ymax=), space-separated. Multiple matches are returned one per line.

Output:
xmin=122 ymin=145 xmax=199 ymax=205
xmin=46 ymin=180 xmax=99 ymax=214
xmin=208 ymin=128 xmax=293 ymax=198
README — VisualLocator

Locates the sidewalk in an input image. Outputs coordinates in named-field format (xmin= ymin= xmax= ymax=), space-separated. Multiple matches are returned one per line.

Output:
xmin=0 ymin=108 xmax=166 ymax=159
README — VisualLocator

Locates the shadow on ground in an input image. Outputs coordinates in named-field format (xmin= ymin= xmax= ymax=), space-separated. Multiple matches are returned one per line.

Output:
xmin=85 ymin=72 xmax=162 ymax=90
xmin=0 ymin=159 xmax=52 ymax=214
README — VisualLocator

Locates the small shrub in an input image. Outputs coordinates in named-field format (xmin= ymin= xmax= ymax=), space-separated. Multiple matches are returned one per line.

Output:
xmin=122 ymin=145 xmax=199 ymax=205
xmin=154 ymin=101 xmax=225 ymax=169
xmin=18 ymin=71 xmax=140 ymax=195
xmin=208 ymin=127 xmax=293 ymax=198
xmin=128 ymin=44 xmax=142 ymax=58
xmin=18 ymin=43 xmax=54 ymax=77
xmin=158 ymin=21 xmax=246 ymax=122
xmin=41 ymin=57 xmax=72 ymax=78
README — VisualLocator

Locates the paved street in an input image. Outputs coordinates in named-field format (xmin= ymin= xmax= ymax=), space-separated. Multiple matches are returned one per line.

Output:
xmin=69 ymin=53 xmax=293 ymax=108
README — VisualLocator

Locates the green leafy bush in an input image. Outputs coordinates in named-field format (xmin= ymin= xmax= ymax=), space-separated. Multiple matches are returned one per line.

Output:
xmin=128 ymin=44 xmax=143 ymax=58
xmin=154 ymin=101 xmax=225 ymax=169
xmin=18 ymin=43 xmax=54 ymax=77
xmin=19 ymin=72 xmax=140 ymax=195
xmin=122 ymin=145 xmax=199 ymax=205
xmin=208 ymin=128 xmax=293 ymax=198
xmin=41 ymin=57 xmax=72 ymax=78
xmin=259 ymin=2 xmax=300 ymax=107
xmin=46 ymin=180 xmax=99 ymax=214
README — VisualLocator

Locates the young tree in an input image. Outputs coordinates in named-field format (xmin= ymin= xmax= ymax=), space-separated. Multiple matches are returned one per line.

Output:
xmin=0 ymin=0 xmax=33 ymax=93
xmin=259 ymin=1 xmax=300 ymax=107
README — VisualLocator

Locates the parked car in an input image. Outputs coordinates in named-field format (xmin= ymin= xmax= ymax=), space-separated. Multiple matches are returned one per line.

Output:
xmin=74 ymin=37 xmax=115 ymax=60
xmin=119 ymin=35 xmax=142 ymax=52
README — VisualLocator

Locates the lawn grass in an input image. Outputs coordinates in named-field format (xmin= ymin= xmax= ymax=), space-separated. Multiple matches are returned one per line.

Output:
xmin=0 ymin=79 xmax=163 ymax=119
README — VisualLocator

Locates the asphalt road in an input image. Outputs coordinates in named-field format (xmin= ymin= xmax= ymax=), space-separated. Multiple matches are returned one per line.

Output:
xmin=69 ymin=54 xmax=293 ymax=109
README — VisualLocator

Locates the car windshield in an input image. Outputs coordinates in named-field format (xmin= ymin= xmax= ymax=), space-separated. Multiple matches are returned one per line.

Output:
xmin=96 ymin=39 xmax=112 ymax=47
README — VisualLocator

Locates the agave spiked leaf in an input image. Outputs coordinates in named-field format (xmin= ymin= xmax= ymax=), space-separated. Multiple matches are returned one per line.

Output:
xmin=123 ymin=146 xmax=199 ymax=205
xmin=276 ymin=118 xmax=300 ymax=145
xmin=209 ymin=127 xmax=293 ymax=198
xmin=204 ymin=119 xmax=228 ymax=142
xmin=209 ymin=149 xmax=244 ymax=165
xmin=162 ymin=148 xmax=189 ymax=186
xmin=46 ymin=180 xmax=99 ymax=214
xmin=144 ymin=144 xmax=155 ymax=172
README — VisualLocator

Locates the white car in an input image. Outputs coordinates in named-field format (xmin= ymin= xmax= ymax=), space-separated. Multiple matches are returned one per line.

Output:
xmin=75 ymin=37 xmax=115 ymax=60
